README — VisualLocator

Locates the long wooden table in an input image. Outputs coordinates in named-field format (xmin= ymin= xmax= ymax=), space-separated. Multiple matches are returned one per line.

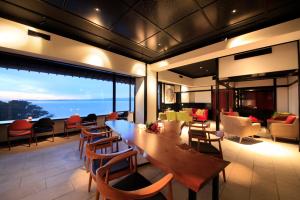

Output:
xmin=106 ymin=120 xmax=229 ymax=200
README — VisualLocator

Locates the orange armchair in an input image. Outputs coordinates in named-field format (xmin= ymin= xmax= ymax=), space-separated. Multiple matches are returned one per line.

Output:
xmin=64 ymin=115 xmax=81 ymax=137
xmin=7 ymin=120 xmax=33 ymax=150
xmin=106 ymin=112 xmax=119 ymax=121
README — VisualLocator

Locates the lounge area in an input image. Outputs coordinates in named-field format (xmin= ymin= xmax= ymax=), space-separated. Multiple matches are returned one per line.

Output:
xmin=0 ymin=1 xmax=300 ymax=200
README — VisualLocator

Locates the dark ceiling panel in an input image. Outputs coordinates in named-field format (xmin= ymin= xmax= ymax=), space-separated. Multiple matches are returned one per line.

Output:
xmin=134 ymin=0 xmax=198 ymax=29
xmin=196 ymin=0 xmax=216 ymax=8
xmin=1 ymin=0 xmax=300 ymax=63
xmin=112 ymin=10 xmax=160 ymax=43
xmin=203 ymin=0 xmax=265 ymax=29
xmin=170 ymin=59 xmax=217 ymax=78
xmin=165 ymin=10 xmax=214 ymax=42
xmin=140 ymin=31 xmax=179 ymax=52
xmin=42 ymin=0 xmax=64 ymax=7
xmin=65 ymin=0 xmax=129 ymax=29
xmin=121 ymin=0 xmax=140 ymax=6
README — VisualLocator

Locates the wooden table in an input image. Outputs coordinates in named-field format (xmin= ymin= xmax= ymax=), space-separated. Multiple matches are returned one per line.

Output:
xmin=106 ymin=120 xmax=229 ymax=200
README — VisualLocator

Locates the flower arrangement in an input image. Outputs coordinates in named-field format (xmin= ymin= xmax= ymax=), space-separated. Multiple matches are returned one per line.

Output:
xmin=146 ymin=122 xmax=160 ymax=133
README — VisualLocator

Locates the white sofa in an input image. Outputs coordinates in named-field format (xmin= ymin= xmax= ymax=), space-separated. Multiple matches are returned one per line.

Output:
xmin=270 ymin=117 xmax=299 ymax=141
xmin=220 ymin=114 xmax=261 ymax=143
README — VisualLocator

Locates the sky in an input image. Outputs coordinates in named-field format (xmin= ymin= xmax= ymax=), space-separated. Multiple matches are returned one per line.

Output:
xmin=0 ymin=68 xmax=132 ymax=101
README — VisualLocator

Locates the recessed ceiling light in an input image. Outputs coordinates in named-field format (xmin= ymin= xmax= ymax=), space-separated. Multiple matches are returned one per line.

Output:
xmin=158 ymin=43 xmax=161 ymax=46
xmin=199 ymin=67 xmax=203 ymax=69
xmin=206 ymin=70 xmax=209 ymax=72
xmin=95 ymin=8 xmax=100 ymax=12
xmin=232 ymin=9 xmax=237 ymax=13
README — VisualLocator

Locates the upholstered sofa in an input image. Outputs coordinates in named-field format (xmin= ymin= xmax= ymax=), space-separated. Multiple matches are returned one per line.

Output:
xmin=269 ymin=117 xmax=299 ymax=141
xmin=220 ymin=113 xmax=261 ymax=143
xmin=159 ymin=110 xmax=192 ymax=122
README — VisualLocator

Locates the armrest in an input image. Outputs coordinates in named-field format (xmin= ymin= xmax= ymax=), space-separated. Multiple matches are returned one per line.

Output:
xmin=102 ymin=150 xmax=138 ymax=166
xmin=90 ymin=135 xmax=118 ymax=146
xmin=90 ymin=130 xmax=112 ymax=138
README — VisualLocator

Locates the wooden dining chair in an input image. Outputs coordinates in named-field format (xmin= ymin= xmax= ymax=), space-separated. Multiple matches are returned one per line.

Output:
xmin=188 ymin=125 xmax=227 ymax=182
xmin=82 ymin=113 xmax=97 ymax=126
xmin=106 ymin=112 xmax=119 ymax=121
xmin=79 ymin=126 xmax=115 ymax=160
xmin=64 ymin=115 xmax=81 ymax=138
xmin=7 ymin=119 xmax=33 ymax=150
xmin=85 ymin=139 xmax=133 ymax=197
xmin=32 ymin=117 xmax=55 ymax=145
xmin=96 ymin=150 xmax=174 ymax=200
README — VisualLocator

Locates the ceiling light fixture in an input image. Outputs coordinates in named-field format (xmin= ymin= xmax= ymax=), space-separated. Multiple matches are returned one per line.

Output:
xmin=158 ymin=43 xmax=161 ymax=46
xmin=95 ymin=8 xmax=100 ymax=12
xmin=199 ymin=67 xmax=203 ymax=69
xmin=232 ymin=9 xmax=237 ymax=13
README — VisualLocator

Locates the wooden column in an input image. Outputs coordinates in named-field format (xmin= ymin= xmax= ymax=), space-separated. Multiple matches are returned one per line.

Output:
xmin=273 ymin=78 xmax=277 ymax=112
xmin=297 ymin=41 xmax=300 ymax=152
xmin=144 ymin=64 xmax=148 ymax=124
xmin=113 ymin=75 xmax=116 ymax=112
xmin=216 ymin=59 xmax=220 ymax=131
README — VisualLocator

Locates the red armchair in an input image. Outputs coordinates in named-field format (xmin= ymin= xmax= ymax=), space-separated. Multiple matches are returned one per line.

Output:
xmin=7 ymin=120 xmax=33 ymax=150
xmin=192 ymin=108 xmax=208 ymax=122
xmin=64 ymin=115 xmax=82 ymax=137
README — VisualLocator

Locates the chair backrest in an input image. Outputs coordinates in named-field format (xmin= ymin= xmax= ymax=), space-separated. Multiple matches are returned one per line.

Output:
xmin=96 ymin=150 xmax=173 ymax=200
xmin=9 ymin=120 xmax=32 ymax=131
xmin=107 ymin=112 xmax=118 ymax=120
xmin=83 ymin=113 xmax=97 ymax=122
xmin=66 ymin=115 xmax=81 ymax=125
xmin=33 ymin=118 xmax=54 ymax=128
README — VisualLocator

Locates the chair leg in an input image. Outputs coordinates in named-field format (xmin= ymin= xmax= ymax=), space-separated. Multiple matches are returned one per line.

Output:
xmin=88 ymin=173 xmax=92 ymax=192
xmin=29 ymin=135 xmax=32 ymax=147
xmin=35 ymin=135 xmax=38 ymax=146
xmin=274 ymin=137 xmax=276 ymax=142
xmin=8 ymin=137 xmax=11 ymax=151
xmin=52 ymin=130 xmax=55 ymax=142
xmin=222 ymin=169 xmax=226 ymax=182
xmin=239 ymin=137 xmax=243 ymax=143
xmin=80 ymin=141 xmax=84 ymax=160
xmin=95 ymin=191 xmax=100 ymax=200
xmin=79 ymin=139 xmax=82 ymax=151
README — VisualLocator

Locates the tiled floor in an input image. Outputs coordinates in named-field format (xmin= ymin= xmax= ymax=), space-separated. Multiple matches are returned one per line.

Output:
xmin=0 ymin=125 xmax=300 ymax=200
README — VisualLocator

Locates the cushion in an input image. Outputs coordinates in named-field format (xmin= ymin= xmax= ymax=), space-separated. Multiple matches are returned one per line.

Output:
xmin=92 ymin=158 xmax=129 ymax=175
xmin=9 ymin=130 xmax=32 ymax=137
xmin=113 ymin=172 xmax=166 ymax=200
xmin=285 ymin=115 xmax=296 ymax=124
xmin=249 ymin=115 xmax=258 ymax=123
xmin=33 ymin=126 xmax=53 ymax=134
xmin=196 ymin=109 xmax=205 ymax=116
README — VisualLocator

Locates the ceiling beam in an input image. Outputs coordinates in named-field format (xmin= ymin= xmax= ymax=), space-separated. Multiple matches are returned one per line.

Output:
xmin=149 ymin=18 xmax=300 ymax=72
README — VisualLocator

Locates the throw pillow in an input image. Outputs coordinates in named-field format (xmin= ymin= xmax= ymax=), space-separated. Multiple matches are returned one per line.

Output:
xmin=196 ymin=109 xmax=204 ymax=116
xmin=285 ymin=115 xmax=296 ymax=124
xmin=249 ymin=115 xmax=258 ymax=123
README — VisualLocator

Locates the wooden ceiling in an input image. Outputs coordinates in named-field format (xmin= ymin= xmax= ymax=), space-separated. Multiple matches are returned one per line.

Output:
xmin=0 ymin=0 xmax=300 ymax=63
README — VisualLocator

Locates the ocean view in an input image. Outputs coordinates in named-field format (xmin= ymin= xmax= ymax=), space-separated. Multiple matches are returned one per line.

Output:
xmin=30 ymin=99 xmax=133 ymax=118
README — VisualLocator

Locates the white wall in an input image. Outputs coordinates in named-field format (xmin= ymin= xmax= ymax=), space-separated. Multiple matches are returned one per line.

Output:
xmin=181 ymin=86 xmax=190 ymax=103
xmin=289 ymin=83 xmax=299 ymax=115
xmin=0 ymin=18 xmax=145 ymax=77
xmin=194 ymin=91 xmax=211 ymax=103
xmin=234 ymin=79 xmax=273 ymax=88
xmin=277 ymin=87 xmax=289 ymax=112
xmin=219 ymin=42 xmax=298 ymax=78
xmin=147 ymin=68 xmax=157 ymax=123
xmin=135 ymin=77 xmax=145 ymax=124
xmin=158 ymin=70 xmax=193 ymax=86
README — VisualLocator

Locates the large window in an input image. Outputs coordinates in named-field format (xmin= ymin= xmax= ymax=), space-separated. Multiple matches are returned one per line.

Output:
xmin=0 ymin=68 xmax=114 ymax=121
xmin=116 ymin=83 xmax=129 ymax=111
